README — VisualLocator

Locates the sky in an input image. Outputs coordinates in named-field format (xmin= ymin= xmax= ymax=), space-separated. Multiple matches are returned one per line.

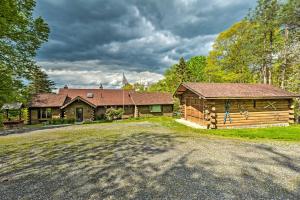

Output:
xmin=35 ymin=0 xmax=257 ymax=89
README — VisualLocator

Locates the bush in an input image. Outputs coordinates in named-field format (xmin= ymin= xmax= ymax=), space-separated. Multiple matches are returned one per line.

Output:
xmin=67 ymin=118 xmax=75 ymax=124
xmin=48 ymin=118 xmax=75 ymax=125
xmin=105 ymin=108 xmax=124 ymax=121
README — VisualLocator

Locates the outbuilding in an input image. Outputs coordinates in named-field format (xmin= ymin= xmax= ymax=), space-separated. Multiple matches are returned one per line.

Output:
xmin=174 ymin=83 xmax=299 ymax=129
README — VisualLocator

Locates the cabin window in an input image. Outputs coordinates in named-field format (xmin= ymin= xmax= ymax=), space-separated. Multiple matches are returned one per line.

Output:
xmin=39 ymin=108 xmax=52 ymax=119
xmin=150 ymin=105 xmax=162 ymax=113
xmin=253 ymin=100 xmax=256 ymax=108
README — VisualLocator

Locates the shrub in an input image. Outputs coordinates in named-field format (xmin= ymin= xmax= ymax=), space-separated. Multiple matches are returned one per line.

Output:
xmin=105 ymin=108 xmax=124 ymax=121
xmin=66 ymin=118 xmax=75 ymax=124
xmin=48 ymin=118 xmax=75 ymax=125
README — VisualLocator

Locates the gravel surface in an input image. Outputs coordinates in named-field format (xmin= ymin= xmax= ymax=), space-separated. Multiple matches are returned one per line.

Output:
xmin=0 ymin=122 xmax=300 ymax=199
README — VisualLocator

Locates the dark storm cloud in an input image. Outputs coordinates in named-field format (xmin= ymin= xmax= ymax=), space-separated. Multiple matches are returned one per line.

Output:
xmin=35 ymin=0 xmax=256 ymax=88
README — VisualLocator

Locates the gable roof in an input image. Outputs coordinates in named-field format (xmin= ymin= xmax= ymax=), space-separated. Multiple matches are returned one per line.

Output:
xmin=1 ymin=103 xmax=23 ymax=110
xmin=29 ymin=88 xmax=174 ymax=108
xmin=29 ymin=93 xmax=67 ymax=107
xmin=60 ymin=96 xmax=97 ymax=109
xmin=130 ymin=92 xmax=173 ymax=105
xmin=175 ymin=83 xmax=299 ymax=99
xmin=58 ymin=88 xmax=134 ymax=106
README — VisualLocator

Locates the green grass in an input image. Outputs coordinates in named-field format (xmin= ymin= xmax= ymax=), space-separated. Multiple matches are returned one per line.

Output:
xmin=125 ymin=116 xmax=300 ymax=141
xmin=0 ymin=116 xmax=299 ymax=175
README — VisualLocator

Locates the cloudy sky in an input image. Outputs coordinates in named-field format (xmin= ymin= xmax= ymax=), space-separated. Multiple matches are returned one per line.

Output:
xmin=35 ymin=0 xmax=256 ymax=88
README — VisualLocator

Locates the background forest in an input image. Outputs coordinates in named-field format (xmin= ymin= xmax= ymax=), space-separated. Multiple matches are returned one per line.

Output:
xmin=0 ymin=0 xmax=299 ymax=125
xmin=147 ymin=0 xmax=299 ymax=94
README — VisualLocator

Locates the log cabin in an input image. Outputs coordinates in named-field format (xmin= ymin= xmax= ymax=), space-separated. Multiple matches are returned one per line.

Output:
xmin=174 ymin=83 xmax=299 ymax=129
xmin=28 ymin=86 xmax=173 ymax=124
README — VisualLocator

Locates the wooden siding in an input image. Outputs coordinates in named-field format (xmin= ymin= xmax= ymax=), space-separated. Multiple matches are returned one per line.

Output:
xmin=213 ymin=99 xmax=290 ymax=128
xmin=180 ymin=90 xmax=208 ymax=126
xmin=178 ymin=89 xmax=292 ymax=129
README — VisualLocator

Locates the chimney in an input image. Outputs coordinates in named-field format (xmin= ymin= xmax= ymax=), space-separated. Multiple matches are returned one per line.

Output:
xmin=64 ymin=85 xmax=68 ymax=89
xmin=99 ymin=83 xmax=103 ymax=89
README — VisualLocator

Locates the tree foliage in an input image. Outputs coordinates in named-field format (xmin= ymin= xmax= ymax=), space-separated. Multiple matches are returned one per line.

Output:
xmin=149 ymin=56 xmax=207 ymax=93
xmin=27 ymin=67 xmax=56 ymax=95
xmin=0 ymin=0 xmax=50 ymax=106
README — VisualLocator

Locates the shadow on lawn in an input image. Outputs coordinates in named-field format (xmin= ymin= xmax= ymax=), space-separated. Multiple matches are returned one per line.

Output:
xmin=1 ymin=131 xmax=300 ymax=199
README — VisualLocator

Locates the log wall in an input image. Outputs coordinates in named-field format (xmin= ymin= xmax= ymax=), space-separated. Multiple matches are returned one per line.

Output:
xmin=213 ymin=99 xmax=290 ymax=128
xmin=178 ymin=89 xmax=292 ymax=129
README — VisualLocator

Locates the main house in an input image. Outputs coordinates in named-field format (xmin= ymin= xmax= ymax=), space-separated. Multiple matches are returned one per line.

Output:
xmin=175 ymin=83 xmax=299 ymax=129
xmin=28 ymin=86 xmax=174 ymax=124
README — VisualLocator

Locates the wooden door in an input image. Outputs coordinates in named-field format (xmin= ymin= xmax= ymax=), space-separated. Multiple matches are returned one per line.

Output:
xmin=76 ymin=108 xmax=83 ymax=122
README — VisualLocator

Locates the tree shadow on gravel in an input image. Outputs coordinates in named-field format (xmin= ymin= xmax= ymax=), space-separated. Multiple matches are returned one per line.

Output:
xmin=1 ymin=131 xmax=300 ymax=199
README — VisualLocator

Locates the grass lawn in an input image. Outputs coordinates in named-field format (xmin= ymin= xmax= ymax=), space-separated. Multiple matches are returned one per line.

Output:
xmin=1 ymin=117 xmax=300 ymax=199
xmin=123 ymin=117 xmax=300 ymax=141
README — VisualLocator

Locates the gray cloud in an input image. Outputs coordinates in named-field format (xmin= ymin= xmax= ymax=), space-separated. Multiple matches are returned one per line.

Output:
xmin=35 ymin=0 xmax=256 ymax=88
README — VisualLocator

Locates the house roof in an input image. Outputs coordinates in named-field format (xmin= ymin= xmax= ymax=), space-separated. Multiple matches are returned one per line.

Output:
xmin=29 ymin=93 xmax=67 ymax=107
xmin=130 ymin=92 xmax=173 ymax=105
xmin=29 ymin=88 xmax=174 ymax=108
xmin=58 ymin=88 xmax=135 ymax=106
xmin=175 ymin=83 xmax=300 ymax=99
xmin=60 ymin=96 xmax=97 ymax=109
xmin=1 ymin=103 xmax=23 ymax=110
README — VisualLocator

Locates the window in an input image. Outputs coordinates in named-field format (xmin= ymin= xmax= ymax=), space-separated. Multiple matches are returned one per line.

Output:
xmin=253 ymin=100 xmax=256 ymax=108
xmin=150 ymin=105 xmax=162 ymax=113
xmin=39 ymin=108 xmax=52 ymax=119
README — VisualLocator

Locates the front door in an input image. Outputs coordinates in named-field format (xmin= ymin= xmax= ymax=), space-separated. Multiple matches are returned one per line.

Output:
xmin=76 ymin=108 xmax=83 ymax=122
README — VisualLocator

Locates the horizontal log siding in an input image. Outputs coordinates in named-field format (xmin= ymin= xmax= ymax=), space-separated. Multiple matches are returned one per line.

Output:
xmin=214 ymin=99 xmax=290 ymax=128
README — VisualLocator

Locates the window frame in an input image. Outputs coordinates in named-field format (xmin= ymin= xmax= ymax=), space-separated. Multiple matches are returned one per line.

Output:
xmin=39 ymin=108 xmax=52 ymax=119
xmin=149 ymin=105 xmax=162 ymax=113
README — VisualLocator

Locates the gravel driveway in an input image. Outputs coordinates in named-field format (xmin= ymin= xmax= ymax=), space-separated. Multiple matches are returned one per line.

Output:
xmin=1 ymin=122 xmax=300 ymax=199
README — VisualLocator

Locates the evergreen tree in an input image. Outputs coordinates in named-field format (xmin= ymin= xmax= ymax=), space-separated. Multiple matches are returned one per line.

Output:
xmin=176 ymin=57 xmax=189 ymax=83
xmin=28 ymin=68 xmax=55 ymax=94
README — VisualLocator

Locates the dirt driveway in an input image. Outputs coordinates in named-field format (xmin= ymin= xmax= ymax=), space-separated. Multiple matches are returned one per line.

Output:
xmin=0 ymin=122 xmax=300 ymax=199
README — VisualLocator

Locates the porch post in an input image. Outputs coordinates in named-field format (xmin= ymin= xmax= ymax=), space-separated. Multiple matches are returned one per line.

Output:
xmin=134 ymin=105 xmax=139 ymax=118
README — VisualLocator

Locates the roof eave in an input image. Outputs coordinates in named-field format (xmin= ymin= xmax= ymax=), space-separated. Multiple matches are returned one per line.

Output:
xmin=205 ymin=96 xmax=298 ymax=100
xmin=60 ymin=96 xmax=96 ymax=109
xmin=174 ymin=83 xmax=206 ymax=98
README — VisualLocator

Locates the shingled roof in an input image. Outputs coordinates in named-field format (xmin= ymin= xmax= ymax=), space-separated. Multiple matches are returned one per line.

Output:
xmin=29 ymin=88 xmax=174 ymax=108
xmin=30 ymin=93 xmax=67 ymax=107
xmin=130 ymin=92 xmax=173 ymax=105
xmin=58 ymin=88 xmax=135 ymax=106
xmin=175 ymin=83 xmax=299 ymax=99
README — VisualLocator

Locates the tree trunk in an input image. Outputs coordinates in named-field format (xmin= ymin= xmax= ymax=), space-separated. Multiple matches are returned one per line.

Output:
xmin=268 ymin=30 xmax=273 ymax=85
xmin=280 ymin=26 xmax=289 ymax=89
xmin=262 ymin=33 xmax=268 ymax=84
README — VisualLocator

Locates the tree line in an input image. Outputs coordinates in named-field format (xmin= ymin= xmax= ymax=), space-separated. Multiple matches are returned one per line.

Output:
xmin=148 ymin=0 xmax=299 ymax=94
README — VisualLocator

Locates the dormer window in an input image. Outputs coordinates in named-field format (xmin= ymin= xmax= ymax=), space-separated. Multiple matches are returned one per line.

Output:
xmin=87 ymin=93 xmax=94 ymax=98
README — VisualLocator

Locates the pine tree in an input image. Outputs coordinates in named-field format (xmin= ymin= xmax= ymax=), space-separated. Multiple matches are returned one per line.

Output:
xmin=176 ymin=57 xmax=189 ymax=83
xmin=28 ymin=67 xmax=55 ymax=94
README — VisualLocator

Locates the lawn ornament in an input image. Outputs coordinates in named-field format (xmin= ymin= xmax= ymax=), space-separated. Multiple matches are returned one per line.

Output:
xmin=237 ymin=103 xmax=249 ymax=119
xmin=264 ymin=101 xmax=277 ymax=110
xmin=224 ymin=100 xmax=232 ymax=124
